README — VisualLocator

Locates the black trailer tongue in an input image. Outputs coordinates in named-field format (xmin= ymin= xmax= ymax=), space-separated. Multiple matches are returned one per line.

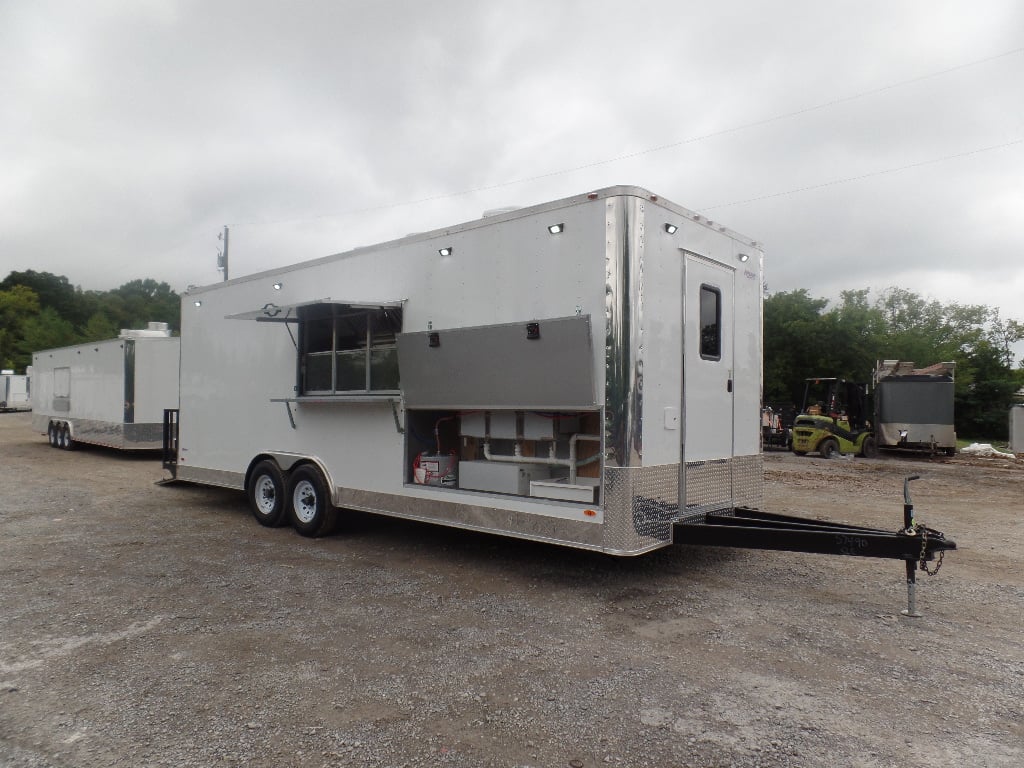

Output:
xmin=674 ymin=475 xmax=956 ymax=616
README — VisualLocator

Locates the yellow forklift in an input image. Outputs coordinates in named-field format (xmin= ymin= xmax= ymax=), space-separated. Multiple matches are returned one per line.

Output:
xmin=790 ymin=377 xmax=878 ymax=458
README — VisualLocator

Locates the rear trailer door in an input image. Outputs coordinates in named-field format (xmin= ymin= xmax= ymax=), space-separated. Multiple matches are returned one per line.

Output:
xmin=682 ymin=253 xmax=735 ymax=463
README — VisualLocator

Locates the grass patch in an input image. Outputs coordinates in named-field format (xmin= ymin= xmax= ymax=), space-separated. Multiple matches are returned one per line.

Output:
xmin=957 ymin=437 xmax=1011 ymax=451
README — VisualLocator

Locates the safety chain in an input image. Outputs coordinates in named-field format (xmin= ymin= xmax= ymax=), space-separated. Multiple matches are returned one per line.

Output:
xmin=915 ymin=524 xmax=945 ymax=576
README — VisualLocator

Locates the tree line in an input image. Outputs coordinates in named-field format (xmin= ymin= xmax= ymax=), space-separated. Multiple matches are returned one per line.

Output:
xmin=0 ymin=270 xmax=180 ymax=372
xmin=1 ymin=271 xmax=1020 ymax=438
xmin=765 ymin=287 xmax=1023 ymax=439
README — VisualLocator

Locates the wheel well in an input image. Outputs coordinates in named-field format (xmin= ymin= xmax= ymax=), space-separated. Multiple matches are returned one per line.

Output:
xmin=245 ymin=455 xmax=335 ymax=503
xmin=245 ymin=455 xmax=281 ymax=489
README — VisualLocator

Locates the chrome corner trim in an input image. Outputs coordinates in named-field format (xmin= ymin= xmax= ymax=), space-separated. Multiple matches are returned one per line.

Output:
xmin=604 ymin=195 xmax=645 ymax=471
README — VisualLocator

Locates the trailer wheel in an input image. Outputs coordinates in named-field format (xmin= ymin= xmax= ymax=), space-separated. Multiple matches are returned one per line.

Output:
xmin=819 ymin=438 xmax=839 ymax=458
xmin=58 ymin=424 xmax=75 ymax=451
xmin=47 ymin=422 xmax=59 ymax=448
xmin=247 ymin=460 xmax=288 ymax=527
xmin=287 ymin=465 xmax=337 ymax=538
xmin=860 ymin=436 xmax=878 ymax=459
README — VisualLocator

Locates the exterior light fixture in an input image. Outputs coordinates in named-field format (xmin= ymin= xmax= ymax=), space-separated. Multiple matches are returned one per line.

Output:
xmin=738 ymin=253 xmax=750 ymax=263
xmin=664 ymin=223 xmax=678 ymax=234
xmin=193 ymin=300 xmax=203 ymax=307
xmin=547 ymin=223 xmax=564 ymax=234
xmin=438 ymin=247 xmax=453 ymax=256
xmin=273 ymin=282 xmax=282 ymax=290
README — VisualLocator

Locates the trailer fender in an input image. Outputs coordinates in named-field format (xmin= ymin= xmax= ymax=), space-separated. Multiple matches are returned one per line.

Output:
xmin=257 ymin=452 xmax=340 ymax=507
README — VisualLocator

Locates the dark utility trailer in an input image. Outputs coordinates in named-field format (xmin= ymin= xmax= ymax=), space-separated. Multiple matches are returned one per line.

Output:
xmin=873 ymin=360 xmax=956 ymax=455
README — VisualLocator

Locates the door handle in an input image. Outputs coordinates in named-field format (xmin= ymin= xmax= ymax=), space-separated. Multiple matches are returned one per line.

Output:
xmin=727 ymin=379 xmax=733 ymax=393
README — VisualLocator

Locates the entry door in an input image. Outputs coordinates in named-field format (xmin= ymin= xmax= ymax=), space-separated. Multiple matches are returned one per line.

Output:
xmin=682 ymin=252 xmax=735 ymax=462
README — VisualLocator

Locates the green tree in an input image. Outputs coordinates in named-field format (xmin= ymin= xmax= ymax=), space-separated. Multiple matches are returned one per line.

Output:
xmin=0 ymin=285 xmax=42 ymax=370
xmin=763 ymin=289 xmax=830 ymax=405
xmin=956 ymin=340 xmax=1020 ymax=438
xmin=0 ymin=271 xmax=181 ymax=369
xmin=109 ymin=279 xmax=180 ymax=331
xmin=0 ymin=270 xmax=91 ymax=328
xmin=82 ymin=312 xmax=120 ymax=342
xmin=18 ymin=307 xmax=77 ymax=359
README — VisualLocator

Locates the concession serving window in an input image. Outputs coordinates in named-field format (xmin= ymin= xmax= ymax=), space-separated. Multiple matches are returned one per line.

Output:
xmin=226 ymin=298 xmax=405 ymax=398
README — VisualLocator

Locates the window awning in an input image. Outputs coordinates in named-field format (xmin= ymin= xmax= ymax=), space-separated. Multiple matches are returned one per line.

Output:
xmin=225 ymin=298 xmax=405 ymax=323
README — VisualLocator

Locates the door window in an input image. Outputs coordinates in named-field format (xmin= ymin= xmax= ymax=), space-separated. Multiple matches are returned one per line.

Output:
xmin=699 ymin=285 xmax=721 ymax=360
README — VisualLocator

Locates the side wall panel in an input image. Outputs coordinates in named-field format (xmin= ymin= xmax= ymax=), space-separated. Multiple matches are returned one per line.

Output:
xmin=178 ymin=198 xmax=610 ymax=508
xmin=133 ymin=338 xmax=181 ymax=422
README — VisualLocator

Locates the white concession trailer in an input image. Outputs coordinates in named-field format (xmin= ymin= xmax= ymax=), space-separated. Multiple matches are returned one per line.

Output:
xmin=32 ymin=324 xmax=180 ymax=450
xmin=1 ymin=371 xmax=31 ymax=412
xmin=168 ymin=186 xmax=764 ymax=555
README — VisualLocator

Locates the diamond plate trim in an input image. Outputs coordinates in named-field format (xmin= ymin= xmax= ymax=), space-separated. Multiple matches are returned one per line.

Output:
xmin=602 ymin=463 xmax=677 ymax=554
xmin=602 ymin=454 xmax=764 ymax=553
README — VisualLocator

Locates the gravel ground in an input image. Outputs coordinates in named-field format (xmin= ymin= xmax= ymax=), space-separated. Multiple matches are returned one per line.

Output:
xmin=1 ymin=410 xmax=1022 ymax=768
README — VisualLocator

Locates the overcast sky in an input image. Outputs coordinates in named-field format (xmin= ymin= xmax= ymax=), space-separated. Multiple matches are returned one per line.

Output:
xmin=2 ymin=1 xmax=1022 ymax=355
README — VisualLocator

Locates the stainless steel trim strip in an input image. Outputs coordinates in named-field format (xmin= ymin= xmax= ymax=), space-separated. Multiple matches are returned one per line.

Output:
xmin=31 ymin=416 xmax=167 ymax=450
xmin=176 ymin=465 xmax=245 ymax=490
xmin=334 ymin=486 xmax=607 ymax=552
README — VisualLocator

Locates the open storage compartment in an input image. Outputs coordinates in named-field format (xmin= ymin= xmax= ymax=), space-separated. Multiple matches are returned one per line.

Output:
xmin=405 ymin=409 xmax=602 ymax=503
xmin=397 ymin=315 xmax=601 ymax=503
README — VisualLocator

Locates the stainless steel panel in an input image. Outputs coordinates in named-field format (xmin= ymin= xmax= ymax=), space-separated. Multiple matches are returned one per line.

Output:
xmin=176 ymin=465 xmax=246 ymax=490
xmin=334 ymin=486 xmax=606 ymax=552
xmin=678 ymin=453 xmax=763 ymax=523
xmin=34 ymin=418 xmax=169 ymax=450
xmin=397 ymin=315 xmax=596 ymax=409
xmin=731 ymin=453 xmax=764 ymax=510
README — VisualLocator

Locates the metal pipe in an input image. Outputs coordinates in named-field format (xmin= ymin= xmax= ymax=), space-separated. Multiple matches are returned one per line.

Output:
xmin=901 ymin=559 xmax=921 ymax=618
xmin=483 ymin=440 xmax=570 ymax=467
xmin=481 ymin=433 xmax=601 ymax=482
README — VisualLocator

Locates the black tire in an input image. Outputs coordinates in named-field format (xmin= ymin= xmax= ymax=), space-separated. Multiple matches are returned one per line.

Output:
xmin=59 ymin=423 xmax=75 ymax=451
xmin=247 ymin=460 xmax=288 ymax=527
xmin=860 ymin=436 xmax=878 ymax=459
xmin=47 ymin=422 xmax=59 ymax=448
xmin=819 ymin=438 xmax=839 ymax=459
xmin=287 ymin=465 xmax=337 ymax=538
